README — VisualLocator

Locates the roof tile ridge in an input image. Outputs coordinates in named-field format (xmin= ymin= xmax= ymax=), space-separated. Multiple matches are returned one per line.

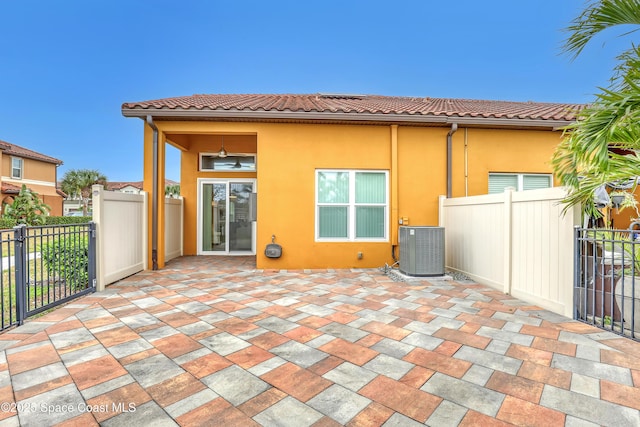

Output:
xmin=3 ymin=141 xmax=62 ymax=164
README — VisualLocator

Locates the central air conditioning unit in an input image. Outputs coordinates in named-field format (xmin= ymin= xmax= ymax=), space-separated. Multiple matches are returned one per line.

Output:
xmin=399 ymin=226 xmax=445 ymax=276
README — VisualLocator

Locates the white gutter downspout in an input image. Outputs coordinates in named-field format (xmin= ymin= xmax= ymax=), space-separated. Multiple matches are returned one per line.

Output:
xmin=446 ymin=123 xmax=458 ymax=198
xmin=146 ymin=115 xmax=159 ymax=270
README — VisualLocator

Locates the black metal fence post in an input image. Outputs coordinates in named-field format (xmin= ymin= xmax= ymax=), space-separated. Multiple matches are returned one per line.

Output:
xmin=574 ymin=226 xmax=580 ymax=320
xmin=13 ymin=225 xmax=26 ymax=325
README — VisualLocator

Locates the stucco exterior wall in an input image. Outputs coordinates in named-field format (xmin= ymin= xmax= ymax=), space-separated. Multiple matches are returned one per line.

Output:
xmin=146 ymin=120 xmax=564 ymax=270
xmin=1 ymin=156 xmax=57 ymax=184
xmin=0 ymin=154 xmax=62 ymax=216
xmin=255 ymin=123 xmax=391 ymax=269
xmin=44 ymin=195 xmax=62 ymax=217
xmin=460 ymin=128 xmax=562 ymax=197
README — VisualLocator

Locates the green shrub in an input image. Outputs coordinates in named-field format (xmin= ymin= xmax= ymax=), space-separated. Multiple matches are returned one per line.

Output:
xmin=40 ymin=236 xmax=89 ymax=290
xmin=3 ymin=185 xmax=50 ymax=225
xmin=45 ymin=216 xmax=92 ymax=225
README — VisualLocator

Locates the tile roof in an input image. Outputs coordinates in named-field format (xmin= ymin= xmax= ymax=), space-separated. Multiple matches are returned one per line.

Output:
xmin=106 ymin=181 xmax=142 ymax=191
xmin=106 ymin=179 xmax=179 ymax=191
xmin=1 ymin=182 xmax=22 ymax=195
xmin=122 ymin=93 xmax=584 ymax=125
xmin=0 ymin=139 xmax=63 ymax=165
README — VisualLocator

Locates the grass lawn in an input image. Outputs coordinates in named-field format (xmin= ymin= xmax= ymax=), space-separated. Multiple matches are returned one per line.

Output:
xmin=0 ymin=250 xmax=91 ymax=329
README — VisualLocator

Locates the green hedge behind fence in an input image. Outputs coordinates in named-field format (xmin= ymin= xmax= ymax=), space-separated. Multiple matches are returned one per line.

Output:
xmin=0 ymin=216 xmax=92 ymax=230
xmin=44 ymin=216 xmax=92 ymax=225
xmin=0 ymin=218 xmax=16 ymax=229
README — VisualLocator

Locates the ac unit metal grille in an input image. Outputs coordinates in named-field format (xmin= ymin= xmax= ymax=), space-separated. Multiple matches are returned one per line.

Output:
xmin=399 ymin=226 xmax=445 ymax=276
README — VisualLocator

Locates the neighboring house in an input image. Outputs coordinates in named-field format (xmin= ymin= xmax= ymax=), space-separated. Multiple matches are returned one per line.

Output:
xmin=62 ymin=197 xmax=83 ymax=216
xmin=106 ymin=180 xmax=179 ymax=194
xmin=108 ymin=181 xmax=144 ymax=194
xmin=121 ymin=93 xmax=582 ymax=270
xmin=0 ymin=139 xmax=63 ymax=216
xmin=62 ymin=179 xmax=179 ymax=215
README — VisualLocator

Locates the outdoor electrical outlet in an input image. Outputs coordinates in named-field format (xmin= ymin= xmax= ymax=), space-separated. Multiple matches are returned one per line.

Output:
xmin=357 ymin=252 xmax=363 ymax=259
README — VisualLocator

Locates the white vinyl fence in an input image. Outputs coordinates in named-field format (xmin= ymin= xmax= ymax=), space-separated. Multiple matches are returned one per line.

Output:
xmin=165 ymin=197 xmax=183 ymax=262
xmin=92 ymin=185 xmax=183 ymax=290
xmin=92 ymin=185 xmax=147 ymax=290
xmin=439 ymin=187 xmax=581 ymax=318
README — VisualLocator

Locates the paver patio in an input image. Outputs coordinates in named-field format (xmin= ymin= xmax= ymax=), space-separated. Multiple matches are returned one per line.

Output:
xmin=0 ymin=256 xmax=639 ymax=426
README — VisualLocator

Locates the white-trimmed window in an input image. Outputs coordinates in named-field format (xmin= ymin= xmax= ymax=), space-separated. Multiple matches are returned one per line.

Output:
xmin=488 ymin=173 xmax=552 ymax=194
xmin=200 ymin=153 xmax=256 ymax=172
xmin=316 ymin=170 xmax=388 ymax=241
xmin=11 ymin=157 xmax=22 ymax=179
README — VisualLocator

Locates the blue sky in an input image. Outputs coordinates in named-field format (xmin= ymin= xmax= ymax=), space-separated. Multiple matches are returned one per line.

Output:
xmin=0 ymin=0 xmax=633 ymax=182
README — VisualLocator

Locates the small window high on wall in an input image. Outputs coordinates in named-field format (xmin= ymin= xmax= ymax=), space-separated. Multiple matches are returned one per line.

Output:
xmin=11 ymin=157 xmax=22 ymax=179
xmin=200 ymin=153 xmax=256 ymax=172
xmin=488 ymin=173 xmax=552 ymax=194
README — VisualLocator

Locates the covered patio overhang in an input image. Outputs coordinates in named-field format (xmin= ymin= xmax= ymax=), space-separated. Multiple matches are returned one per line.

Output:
xmin=123 ymin=113 xmax=260 ymax=269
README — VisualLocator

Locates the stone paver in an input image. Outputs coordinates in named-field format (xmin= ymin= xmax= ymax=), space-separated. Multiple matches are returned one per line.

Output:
xmin=306 ymin=384 xmax=370 ymax=424
xmin=540 ymin=385 xmax=640 ymax=426
xmin=253 ymin=396 xmax=323 ymax=427
xmin=125 ymin=354 xmax=184 ymax=388
xmin=363 ymin=353 xmax=414 ymax=380
xmin=202 ymin=365 xmax=269 ymax=405
xmin=199 ymin=332 xmax=251 ymax=356
xmin=422 ymin=372 xmax=505 ymax=417
xmin=0 ymin=255 xmax=639 ymax=426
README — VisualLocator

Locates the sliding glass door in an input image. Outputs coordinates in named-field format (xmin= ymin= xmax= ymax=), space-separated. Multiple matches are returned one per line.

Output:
xmin=199 ymin=179 xmax=255 ymax=254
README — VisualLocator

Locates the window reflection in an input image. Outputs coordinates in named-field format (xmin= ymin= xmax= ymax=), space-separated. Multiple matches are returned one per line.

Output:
xmin=201 ymin=154 xmax=256 ymax=171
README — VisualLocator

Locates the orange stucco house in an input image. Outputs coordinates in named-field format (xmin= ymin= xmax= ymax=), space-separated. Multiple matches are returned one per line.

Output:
xmin=0 ymin=139 xmax=64 ymax=216
xmin=121 ymin=94 xmax=581 ymax=270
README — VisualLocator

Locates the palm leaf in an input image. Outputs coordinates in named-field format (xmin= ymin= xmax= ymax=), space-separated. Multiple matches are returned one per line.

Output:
xmin=563 ymin=0 xmax=640 ymax=59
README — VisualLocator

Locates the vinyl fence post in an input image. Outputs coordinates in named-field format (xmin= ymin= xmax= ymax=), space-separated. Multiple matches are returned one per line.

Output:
xmin=13 ymin=225 xmax=26 ymax=325
xmin=92 ymin=184 xmax=106 ymax=291
xmin=88 ymin=222 xmax=97 ymax=290
xmin=503 ymin=187 xmax=514 ymax=295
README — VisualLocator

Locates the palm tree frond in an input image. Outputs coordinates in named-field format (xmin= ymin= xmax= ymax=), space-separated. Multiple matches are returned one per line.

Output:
xmin=563 ymin=0 xmax=640 ymax=60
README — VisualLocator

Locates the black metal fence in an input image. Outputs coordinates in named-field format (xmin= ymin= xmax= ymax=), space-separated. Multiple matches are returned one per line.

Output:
xmin=574 ymin=227 xmax=639 ymax=340
xmin=0 ymin=223 xmax=96 ymax=331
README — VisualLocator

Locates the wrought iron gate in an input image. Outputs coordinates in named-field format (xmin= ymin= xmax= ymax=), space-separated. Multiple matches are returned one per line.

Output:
xmin=0 ymin=223 xmax=96 ymax=331
xmin=574 ymin=227 xmax=639 ymax=340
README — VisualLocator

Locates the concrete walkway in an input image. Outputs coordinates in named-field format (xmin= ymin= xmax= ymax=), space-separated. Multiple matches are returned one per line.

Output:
xmin=0 ymin=256 xmax=638 ymax=426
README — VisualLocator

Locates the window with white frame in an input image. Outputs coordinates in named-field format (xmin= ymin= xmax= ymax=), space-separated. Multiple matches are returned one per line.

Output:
xmin=11 ymin=157 xmax=22 ymax=179
xmin=200 ymin=153 xmax=256 ymax=172
xmin=316 ymin=170 xmax=388 ymax=241
xmin=488 ymin=173 xmax=552 ymax=194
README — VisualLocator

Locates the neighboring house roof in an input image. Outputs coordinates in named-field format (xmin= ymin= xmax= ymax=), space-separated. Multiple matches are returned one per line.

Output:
xmin=106 ymin=181 xmax=142 ymax=191
xmin=1 ymin=182 xmax=22 ymax=195
xmin=2 ymin=182 xmax=64 ymax=198
xmin=0 ymin=139 xmax=63 ymax=165
xmin=106 ymin=179 xmax=179 ymax=191
xmin=122 ymin=93 xmax=585 ymax=129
